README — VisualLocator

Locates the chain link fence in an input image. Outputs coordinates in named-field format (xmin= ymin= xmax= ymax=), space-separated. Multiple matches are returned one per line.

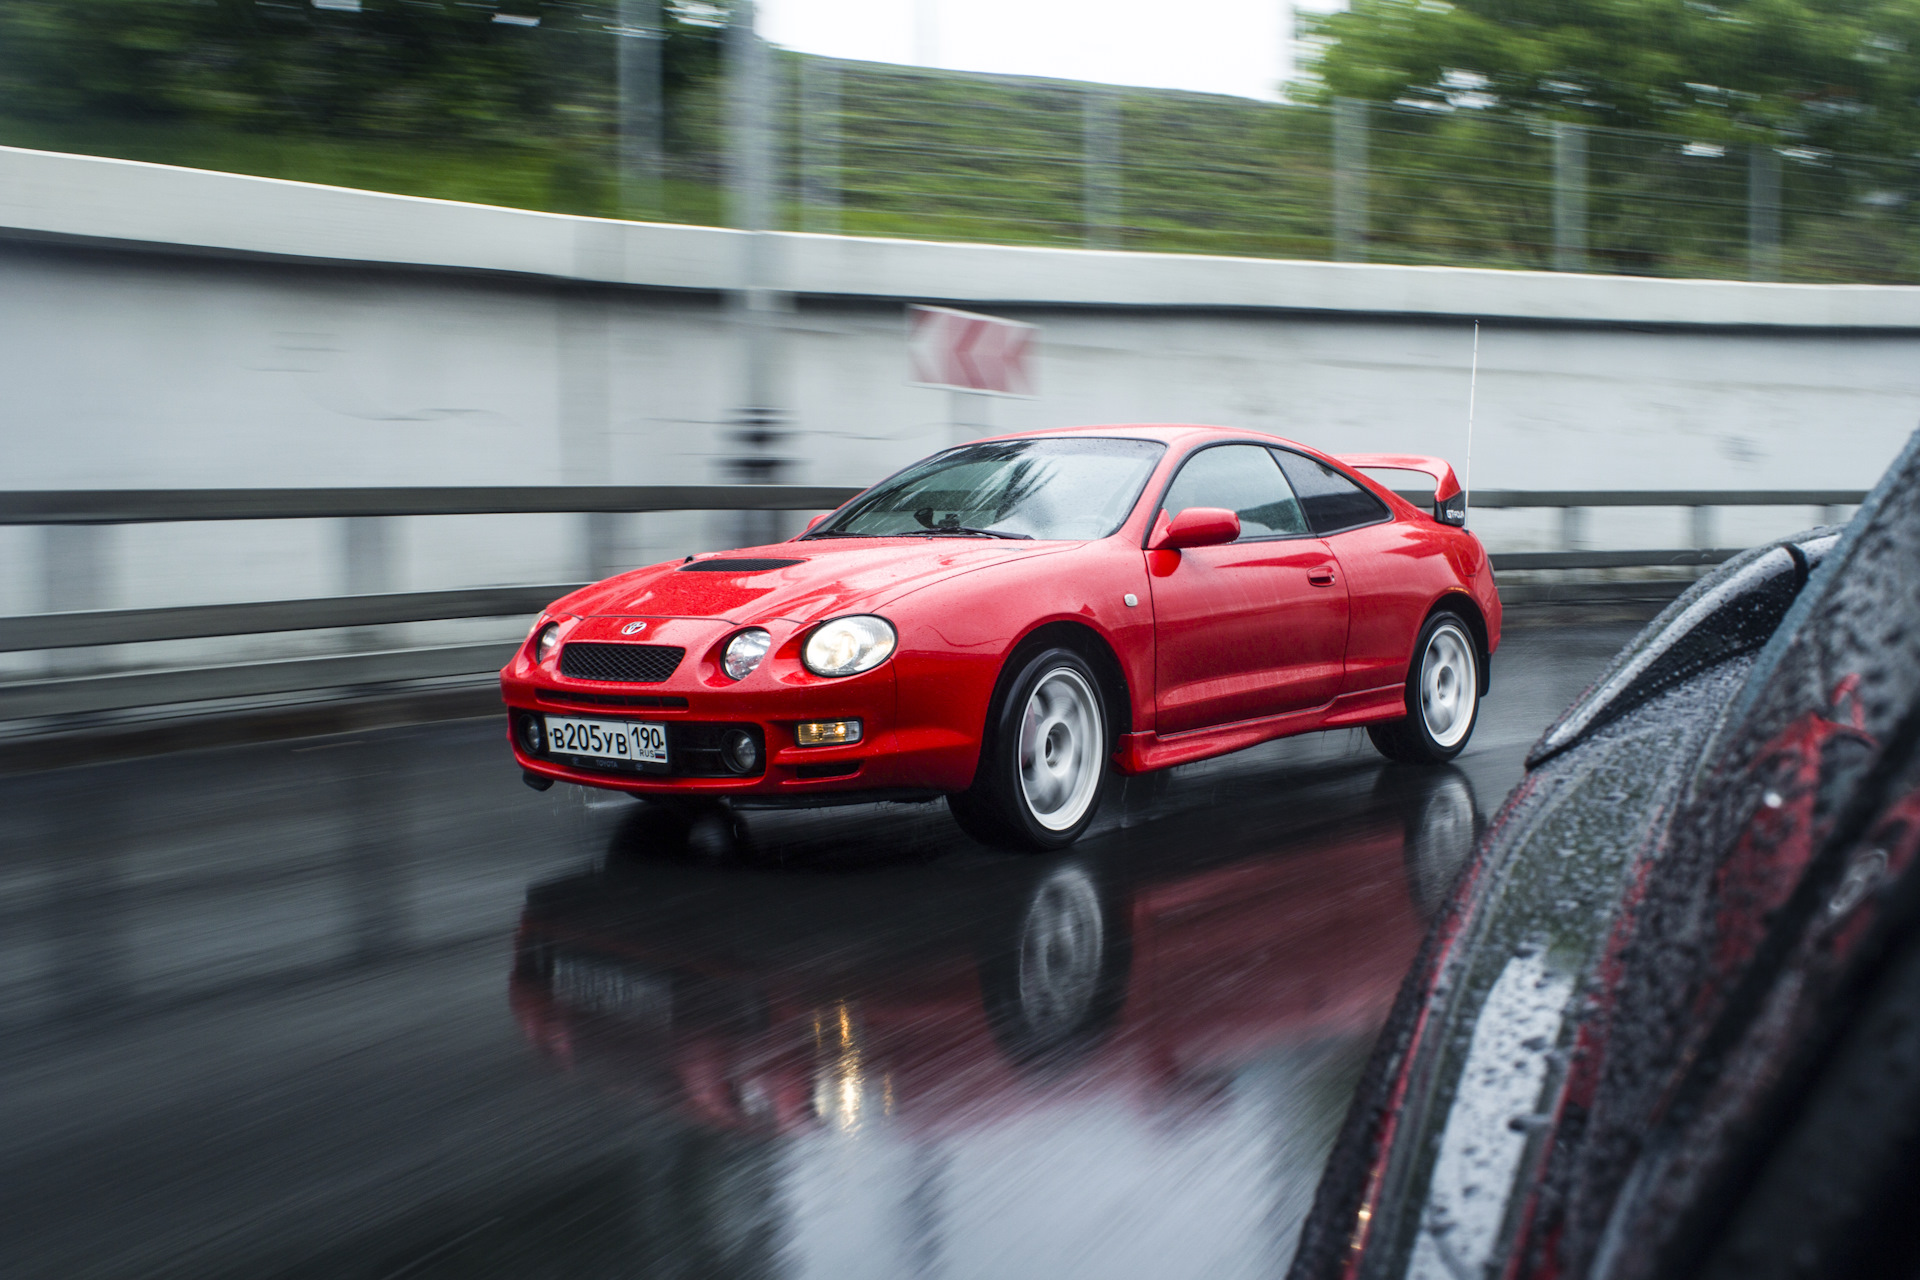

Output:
xmin=763 ymin=58 xmax=1920 ymax=284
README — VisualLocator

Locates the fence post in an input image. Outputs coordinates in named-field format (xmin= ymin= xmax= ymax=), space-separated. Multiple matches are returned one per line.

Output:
xmin=614 ymin=0 xmax=665 ymax=218
xmin=1689 ymin=505 xmax=1716 ymax=550
xmin=1083 ymin=85 xmax=1122 ymax=248
xmin=1333 ymin=98 xmax=1369 ymax=262
xmin=1552 ymin=122 xmax=1588 ymax=271
xmin=342 ymin=516 xmax=395 ymax=650
xmin=799 ymin=57 xmax=842 ymax=234
xmin=41 ymin=525 xmax=110 ymax=676
xmin=1559 ymin=506 xmax=1586 ymax=552
xmin=1749 ymin=144 xmax=1782 ymax=282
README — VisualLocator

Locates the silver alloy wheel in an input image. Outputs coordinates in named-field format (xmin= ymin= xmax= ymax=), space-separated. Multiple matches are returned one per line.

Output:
xmin=1017 ymin=866 xmax=1105 ymax=1038
xmin=1017 ymin=666 xmax=1105 ymax=832
xmin=1420 ymin=620 xmax=1479 ymax=749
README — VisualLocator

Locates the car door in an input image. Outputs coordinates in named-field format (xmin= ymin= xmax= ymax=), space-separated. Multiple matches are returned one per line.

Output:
xmin=1147 ymin=443 xmax=1351 ymax=734
xmin=1271 ymin=450 xmax=1413 ymax=696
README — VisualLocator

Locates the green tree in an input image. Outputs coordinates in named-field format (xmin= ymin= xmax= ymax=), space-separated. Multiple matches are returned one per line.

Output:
xmin=1299 ymin=0 xmax=1920 ymax=153
xmin=0 ymin=1 xmax=728 ymax=147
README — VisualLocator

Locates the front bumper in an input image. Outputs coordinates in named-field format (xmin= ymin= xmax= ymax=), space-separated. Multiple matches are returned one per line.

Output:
xmin=500 ymin=613 xmax=951 ymax=798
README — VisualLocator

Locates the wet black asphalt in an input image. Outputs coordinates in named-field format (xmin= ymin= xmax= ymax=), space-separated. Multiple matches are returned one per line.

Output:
xmin=0 ymin=622 xmax=1639 ymax=1280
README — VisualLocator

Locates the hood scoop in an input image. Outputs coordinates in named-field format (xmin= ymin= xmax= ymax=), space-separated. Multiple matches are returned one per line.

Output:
xmin=678 ymin=558 xmax=806 ymax=573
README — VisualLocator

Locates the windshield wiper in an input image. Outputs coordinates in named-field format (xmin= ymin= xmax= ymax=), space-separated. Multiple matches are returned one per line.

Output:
xmin=920 ymin=526 xmax=1033 ymax=540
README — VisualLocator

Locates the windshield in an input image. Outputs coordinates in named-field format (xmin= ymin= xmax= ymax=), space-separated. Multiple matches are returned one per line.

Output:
xmin=810 ymin=437 xmax=1166 ymax=541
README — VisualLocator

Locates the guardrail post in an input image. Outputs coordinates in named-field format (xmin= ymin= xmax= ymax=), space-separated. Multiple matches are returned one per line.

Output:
xmin=1749 ymin=145 xmax=1782 ymax=282
xmin=1820 ymin=503 xmax=1844 ymax=529
xmin=727 ymin=0 xmax=792 ymax=550
xmin=1333 ymin=98 xmax=1369 ymax=262
xmin=1689 ymin=505 xmax=1716 ymax=550
xmin=799 ymin=56 xmax=842 ymax=233
xmin=42 ymin=525 xmax=111 ymax=676
xmin=1559 ymin=506 xmax=1586 ymax=552
xmin=1552 ymin=122 xmax=1588 ymax=271
xmin=1083 ymin=85 xmax=1122 ymax=248
xmin=341 ymin=517 xmax=394 ymax=650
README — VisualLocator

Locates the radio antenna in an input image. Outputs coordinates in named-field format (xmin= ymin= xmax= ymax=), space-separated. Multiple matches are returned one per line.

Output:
xmin=1464 ymin=320 xmax=1480 ymax=521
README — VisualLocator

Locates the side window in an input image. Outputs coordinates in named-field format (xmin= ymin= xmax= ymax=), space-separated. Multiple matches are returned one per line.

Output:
xmin=1272 ymin=450 xmax=1391 ymax=535
xmin=1159 ymin=445 xmax=1309 ymax=539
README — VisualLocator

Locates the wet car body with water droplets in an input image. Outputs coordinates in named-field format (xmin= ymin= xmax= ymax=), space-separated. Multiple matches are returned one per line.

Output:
xmin=502 ymin=425 xmax=1501 ymax=848
xmin=1291 ymin=430 xmax=1920 ymax=1280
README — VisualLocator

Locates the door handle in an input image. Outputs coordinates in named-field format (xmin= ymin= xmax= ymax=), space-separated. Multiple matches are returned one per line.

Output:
xmin=1307 ymin=565 xmax=1337 ymax=587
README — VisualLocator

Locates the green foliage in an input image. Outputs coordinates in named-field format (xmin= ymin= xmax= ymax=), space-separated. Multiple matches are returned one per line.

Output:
xmin=1300 ymin=0 xmax=1920 ymax=154
xmin=0 ymin=1 xmax=727 ymax=149
xmin=1 ymin=4 xmax=1917 ymax=283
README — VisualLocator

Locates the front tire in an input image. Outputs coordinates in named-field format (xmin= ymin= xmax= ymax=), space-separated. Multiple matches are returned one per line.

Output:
xmin=1369 ymin=612 xmax=1481 ymax=764
xmin=949 ymin=647 xmax=1111 ymax=851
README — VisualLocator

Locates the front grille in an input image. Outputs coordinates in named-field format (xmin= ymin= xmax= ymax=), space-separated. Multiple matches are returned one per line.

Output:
xmin=558 ymin=642 xmax=685 ymax=683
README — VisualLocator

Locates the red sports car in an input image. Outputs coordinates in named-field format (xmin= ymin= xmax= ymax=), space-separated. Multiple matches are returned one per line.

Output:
xmin=500 ymin=424 xmax=1501 ymax=849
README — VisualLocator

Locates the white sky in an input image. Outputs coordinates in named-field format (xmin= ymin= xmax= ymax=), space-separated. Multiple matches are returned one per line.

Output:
xmin=757 ymin=0 xmax=1346 ymax=103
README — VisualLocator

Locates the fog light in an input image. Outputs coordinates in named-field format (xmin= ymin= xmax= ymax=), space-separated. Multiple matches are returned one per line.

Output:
xmin=721 ymin=728 xmax=761 ymax=775
xmin=796 ymin=719 xmax=862 ymax=747
xmin=520 ymin=714 xmax=546 ymax=754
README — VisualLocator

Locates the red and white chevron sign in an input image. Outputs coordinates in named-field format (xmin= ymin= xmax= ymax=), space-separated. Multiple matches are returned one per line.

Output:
xmin=907 ymin=305 xmax=1037 ymax=397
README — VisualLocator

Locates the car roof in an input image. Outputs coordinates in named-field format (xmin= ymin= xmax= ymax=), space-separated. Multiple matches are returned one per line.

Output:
xmin=974 ymin=423 xmax=1328 ymax=455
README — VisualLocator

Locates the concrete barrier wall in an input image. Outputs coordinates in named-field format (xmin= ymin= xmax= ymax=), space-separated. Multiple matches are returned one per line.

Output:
xmin=3 ymin=145 xmax=1917 ymax=672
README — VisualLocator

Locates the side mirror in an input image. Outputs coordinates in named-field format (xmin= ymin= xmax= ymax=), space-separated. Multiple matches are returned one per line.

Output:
xmin=802 ymin=512 xmax=831 ymax=534
xmin=1153 ymin=507 xmax=1241 ymax=550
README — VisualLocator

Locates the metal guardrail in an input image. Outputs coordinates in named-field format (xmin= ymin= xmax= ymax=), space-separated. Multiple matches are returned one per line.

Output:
xmin=1467 ymin=489 xmax=1867 ymax=509
xmin=0 ymin=585 xmax=588 ymax=653
xmin=0 ymin=486 xmax=864 ymax=525
xmin=0 ymin=484 xmax=1867 ymax=723
xmin=0 ymin=486 xmax=1867 ymax=525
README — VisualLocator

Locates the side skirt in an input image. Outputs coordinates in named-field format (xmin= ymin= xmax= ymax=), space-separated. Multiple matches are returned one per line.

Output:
xmin=1112 ymin=685 xmax=1407 ymax=774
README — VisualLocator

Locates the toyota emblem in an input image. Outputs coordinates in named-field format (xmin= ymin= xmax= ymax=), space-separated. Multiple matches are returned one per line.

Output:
xmin=621 ymin=621 xmax=648 ymax=635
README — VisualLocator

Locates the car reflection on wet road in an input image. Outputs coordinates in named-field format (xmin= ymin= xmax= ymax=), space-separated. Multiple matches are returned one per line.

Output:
xmin=0 ymin=624 xmax=1634 ymax=1280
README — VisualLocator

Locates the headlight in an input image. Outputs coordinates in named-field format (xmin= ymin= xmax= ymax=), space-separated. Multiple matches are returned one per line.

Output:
xmin=533 ymin=622 xmax=561 ymax=663
xmin=723 ymin=628 xmax=772 ymax=680
xmin=803 ymin=615 xmax=897 ymax=678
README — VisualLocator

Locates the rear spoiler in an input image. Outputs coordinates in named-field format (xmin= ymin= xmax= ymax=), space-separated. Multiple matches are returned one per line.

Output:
xmin=1337 ymin=453 xmax=1467 ymax=526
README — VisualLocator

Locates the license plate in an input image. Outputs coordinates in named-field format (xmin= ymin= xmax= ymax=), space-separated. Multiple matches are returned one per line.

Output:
xmin=544 ymin=714 xmax=667 ymax=765
xmin=552 ymin=954 xmax=671 ymax=1022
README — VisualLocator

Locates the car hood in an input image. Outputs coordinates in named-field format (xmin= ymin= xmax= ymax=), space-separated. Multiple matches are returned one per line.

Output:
xmin=549 ymin=537 xmax=1077 ymax=625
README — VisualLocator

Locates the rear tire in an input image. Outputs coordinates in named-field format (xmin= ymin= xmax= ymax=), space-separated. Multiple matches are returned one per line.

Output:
xmin=1369 ymin=612 xmax=1481 ymax=764
xmin=949 ymin=647 xmax=1111 ymax=851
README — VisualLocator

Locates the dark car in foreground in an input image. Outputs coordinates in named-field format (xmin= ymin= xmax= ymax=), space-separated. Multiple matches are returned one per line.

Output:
xmin=1290 ymin=429 xmax=1920 ymax=1280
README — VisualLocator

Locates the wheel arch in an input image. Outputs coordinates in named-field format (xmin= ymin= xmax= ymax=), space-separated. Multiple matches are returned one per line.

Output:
xmin=969 ymin=620 xmax=1134 ymax=783
xmin=1429 ymin=590 xmax=1493 ymax=695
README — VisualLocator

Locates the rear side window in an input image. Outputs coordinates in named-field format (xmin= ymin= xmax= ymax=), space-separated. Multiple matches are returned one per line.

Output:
xmin=1159 ymin=444 xmax=1310 ymax=539
xmin=1271 ymin=450 xmax=1391 ymax=535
